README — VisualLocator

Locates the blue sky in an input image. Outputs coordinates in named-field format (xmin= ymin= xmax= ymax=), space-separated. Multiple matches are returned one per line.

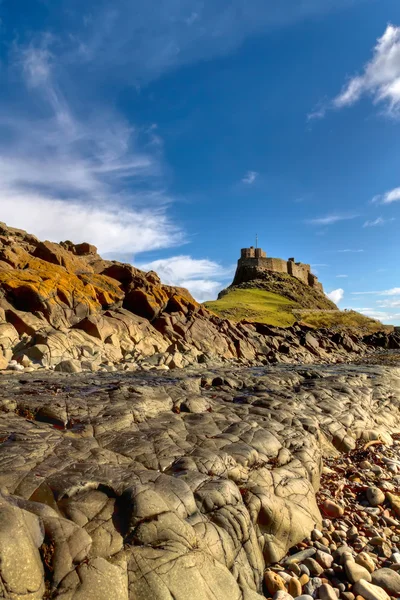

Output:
xmin=1 ymin=1 xmax=400 ymax=323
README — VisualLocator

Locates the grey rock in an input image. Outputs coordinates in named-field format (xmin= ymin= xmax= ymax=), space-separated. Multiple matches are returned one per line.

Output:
xmin=366 ymin=487 xmax=386 ymax=507
xmin=371 ymin=568 xmax=400 ymax=595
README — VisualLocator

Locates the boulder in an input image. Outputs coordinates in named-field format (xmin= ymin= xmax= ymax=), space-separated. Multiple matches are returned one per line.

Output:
xmin=371 ymin=568 xmax=400 ymax=595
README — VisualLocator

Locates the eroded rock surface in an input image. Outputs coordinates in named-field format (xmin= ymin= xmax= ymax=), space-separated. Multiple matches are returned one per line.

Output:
xmin=0 ymin=364 xmax=399 ymax=599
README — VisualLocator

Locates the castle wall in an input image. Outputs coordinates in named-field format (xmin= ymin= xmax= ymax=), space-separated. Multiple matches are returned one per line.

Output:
xmin=308 ymin=273 xmax=323 ymax=293
xmin=288 ymin=261 xmax=310 ymax=285
xmin=263 ymin=258 xmax=289 ymax=274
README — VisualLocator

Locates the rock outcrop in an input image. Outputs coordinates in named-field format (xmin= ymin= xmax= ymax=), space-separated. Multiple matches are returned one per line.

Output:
xmin=0 ymin=221 xmax=392 ymax=373
xmin=0 ymin=363 xmax=399 ymax=598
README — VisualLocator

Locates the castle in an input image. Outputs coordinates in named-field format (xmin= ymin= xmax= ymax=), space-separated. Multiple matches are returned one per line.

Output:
xmin=233 ymin=246 xmax=324 ymax=293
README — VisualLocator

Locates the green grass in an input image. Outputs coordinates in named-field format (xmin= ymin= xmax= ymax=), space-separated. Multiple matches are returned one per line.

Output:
xmin=204 ymin=287 xmax=389 ymax=333
xmin=293 ymin=309 xmax=388 ymax=334
xmin=205 ymin=288 xmax=297 ymax=327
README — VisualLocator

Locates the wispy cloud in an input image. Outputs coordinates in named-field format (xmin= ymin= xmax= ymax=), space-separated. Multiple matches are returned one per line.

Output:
xmin=377 ymin=299 xmax=400 ymax=308
xmin=242 ymin=170 xmax=258 ymax=185
xmin=0 ymin=39 xmax=185 ymax=255
xmin=357 ymin=309 xmax=400 ymax=322
xmin=138 ymin=255 xmax=232 ymax=301
xmin=327 ymin=288 xmax=344 ymax=304
xmin=352 ymin=288 xmax=400 ymax=296
xmin=333 ymin=24 xmax=400 ymax=116
xmin=306 ymin=214 xmax=359 ymax=226
xmin=336 ymin=274 xmax=348 ymax=278
xmin=363 ymin=216 xmax=395 ymax=227
xmin=49 ymin=0 xmax=367 ymax=86
xmin=372 ymin=187 xmax=400 ymax=205
xmin=309 ymin=24 xmax=400 ymax=120
xmin=307 ymin=102 xmax=328 ymax=121
xmin=311 ymin=263 xmax=329 ymax=267
xmin=337 ymin=249 xmax=364 ymax=253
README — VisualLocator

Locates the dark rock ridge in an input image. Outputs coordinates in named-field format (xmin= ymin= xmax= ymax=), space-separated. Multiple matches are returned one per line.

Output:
xmin=0 ymin=363 xmax=399 ymax=598
xmin=0 ymin=221 xmax=396 ymax=373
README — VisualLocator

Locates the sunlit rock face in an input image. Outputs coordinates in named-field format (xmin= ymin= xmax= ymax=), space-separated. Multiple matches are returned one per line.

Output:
xmin=0 ymin=363 xmax=399 ymax=598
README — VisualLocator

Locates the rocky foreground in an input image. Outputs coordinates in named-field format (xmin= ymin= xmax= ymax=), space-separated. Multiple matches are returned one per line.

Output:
xmin=1 ymin=361 xmax=400 ymax=599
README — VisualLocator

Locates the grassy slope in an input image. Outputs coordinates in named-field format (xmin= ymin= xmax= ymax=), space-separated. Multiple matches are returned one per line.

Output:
xmin=205 ymin=288 xmax=296 ymax=327
xmin=205 ymin=286 xmax=388 ymax=334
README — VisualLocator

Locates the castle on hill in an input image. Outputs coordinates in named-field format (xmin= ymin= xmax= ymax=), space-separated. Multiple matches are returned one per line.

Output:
xmin=233 ymin=246 xmax=324 ymax=293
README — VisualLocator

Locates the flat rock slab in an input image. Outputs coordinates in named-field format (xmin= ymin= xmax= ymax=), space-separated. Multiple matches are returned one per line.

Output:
xmin=0 ymin=364 xmax=400 ymax=599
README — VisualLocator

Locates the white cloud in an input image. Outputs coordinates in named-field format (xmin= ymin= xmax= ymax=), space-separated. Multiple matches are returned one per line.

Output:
xmin=352 ymin=288 xmax=400 ymax=296
xmin=334 ymin=24 xmax=400 ymax=115
xmin=327 ymin=288 xmax=344 ymax=304
xmin=1 ymin=196 xmax=182 ymax=255
xmin=0 ymin=39 xmax=185 ymax=255
xmin=138 ymin=255 xmax=232 ymax=302
xmin=363 ymin=216 xmax=395 ymax=227
xmin=242 ymin=171 xmax=258 ymax=184
xmin=337 ymin=249 xmax=364 ymax=253
xmin=311 ymin=263 xmax=329 ymax=267
xmin=336 ymin=274 xmax=348 ymax=278
xmin=306 ymin=214 xmax=358 ymax=226
xmin=307 ymin=104 xmax=327 ymax=121
xmin=372 ymin=187 xmax=400 ymax=204
xmin=17 ymin=37 xmax=54 ymax=88
xmin=377 ymin=299 xmax=400 ymax=308
xmin=357 ymin=309 xmax=400 ymax=322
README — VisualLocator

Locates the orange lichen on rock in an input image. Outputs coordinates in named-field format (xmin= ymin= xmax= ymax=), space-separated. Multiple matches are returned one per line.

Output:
xmin=0 ymin=257 xmax=123 ymax=328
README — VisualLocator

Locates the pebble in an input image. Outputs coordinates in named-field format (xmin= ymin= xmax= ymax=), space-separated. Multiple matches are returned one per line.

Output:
xmin=294 ymin=596 xmax=313 ymax=600
xmin=288 ymin=577 xmax=302 ymax=597
xmin=273 ymin=592 xmax=294 ymax=600
xmin=312 ymin=529 xmax=324 ymax=541
xmin=316 ymin=550 xmax=334 ymax=569
xmin=344 ymin=558 xmax=372 ymax=584
xmin=303 ymin=558 xmax=324 ymax=576
xmin=265 ymin=571 xmax=287 ymax=595
xmin=370 ymin=567 xmax=400 ymax=595
xmin=355 ymin=553 xmax=375 ymax=573
xmin=284 ymin=549 xmax=316 ymax=566
xmin=391 ymin=552 xmax=400 ymax=564
xmin=289 ymin=564 xmax=302 ymax=576
xmin=299 ymin=574 xmax=310 ymax=586
xmin=278 ymin=571 xmax=293 ymax=583
xmin=322 ymin=500 xmax=344 ymax=519
xmin=318 ymin=583 xmax=338 ymax=600
xmin=304 ymin=577 xmax=322 ymax=596
xmin=352 ymin=579 xmax=390 ymax=600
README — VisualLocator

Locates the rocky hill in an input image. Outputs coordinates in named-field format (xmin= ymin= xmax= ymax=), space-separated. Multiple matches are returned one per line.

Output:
xmin=0 ymin=222 xmax=396 ymax=374
xmin=206 ymin=271 xmax=386 ymax=334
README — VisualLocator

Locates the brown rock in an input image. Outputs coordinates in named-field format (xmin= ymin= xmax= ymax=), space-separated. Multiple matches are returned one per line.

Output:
xmin=264 ymin=571 xmax=286 ymax=595
xmin=288 ymin=577 xmax=302 ymax=597
xmin=322 ymin=499 xmax=345 ymax=518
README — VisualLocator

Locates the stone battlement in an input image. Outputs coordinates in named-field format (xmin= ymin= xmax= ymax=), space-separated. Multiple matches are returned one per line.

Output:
xmin=234 ymin=246 xmax=324 ymax=293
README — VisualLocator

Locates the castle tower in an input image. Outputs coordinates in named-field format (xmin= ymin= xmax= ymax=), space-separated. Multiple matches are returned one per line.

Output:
xmin=241 ymin=246 xmax=256 ymax=259
xmin=255 ymin=248 xmax=267 ymax=258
